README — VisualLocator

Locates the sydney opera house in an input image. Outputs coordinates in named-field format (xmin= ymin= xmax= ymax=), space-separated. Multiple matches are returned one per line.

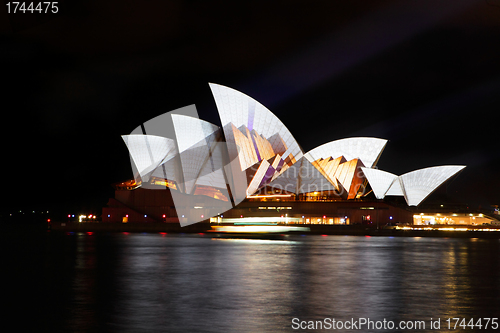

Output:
xmin=103 ymin=83 xmax=466 ymax=227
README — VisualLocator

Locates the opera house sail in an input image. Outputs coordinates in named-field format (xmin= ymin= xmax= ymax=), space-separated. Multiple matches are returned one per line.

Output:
xmin=209 ymin=83 xmax=304 ymax=196
xmin=106 ymin=83 xmax=465 ymax=226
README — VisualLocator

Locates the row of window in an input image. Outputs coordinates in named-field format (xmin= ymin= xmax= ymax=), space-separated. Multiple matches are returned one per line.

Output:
xmin=258 ymin=206 xmax=293 ymax=210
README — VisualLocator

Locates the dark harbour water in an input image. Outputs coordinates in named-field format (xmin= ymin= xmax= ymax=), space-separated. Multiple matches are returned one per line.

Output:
xmin=2 ymin=232 xmax=500 ymax=332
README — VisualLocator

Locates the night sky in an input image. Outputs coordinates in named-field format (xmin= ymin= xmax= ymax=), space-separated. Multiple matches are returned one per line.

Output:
xmin=1 ymin=0 xmax=500 ymax=216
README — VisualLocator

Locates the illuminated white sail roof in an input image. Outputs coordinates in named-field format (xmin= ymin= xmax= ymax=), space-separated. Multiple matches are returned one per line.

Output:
xmin=400 ymin=165 xmax=465 ymax=206
xmin=194 ymin=140 xmax=229 ymax=190
xmin=304 ymin=137 xmax=387 ymax=168
xmin=172 ymin=115 xmax=222 ymax=194
xmin=366 ymin=165 xmax=466 ymax=205
xmin=172 ymin=114 xmax=219 ymax=153
xmin=385 ymin=178 xmax=405 ymax=196
xmin=361 ymin=168 xmax=397 ymax=199
xmin=150 ymin=156 xmax=181 ymax=184
xmin=297 ymin=158 xmax=338 ymax=194
xmin=122 ymin=135 xmax=177 ymax=182
xmin=209 ymin=83 xmax=303 ymax=171
xmin=268 ymin=157 xmax=337 ymax=194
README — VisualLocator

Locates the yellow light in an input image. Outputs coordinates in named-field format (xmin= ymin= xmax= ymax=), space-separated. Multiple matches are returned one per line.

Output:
xmin=210 ymin=225 xmax=309 ymax=233
xmin=247 ymin=194 xmax=293 ymax=198
xmin=437 ymin=227 xmax=468 ymax=231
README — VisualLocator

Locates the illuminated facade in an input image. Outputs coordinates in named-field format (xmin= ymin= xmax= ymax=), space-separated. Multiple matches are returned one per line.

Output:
xmin=413 ymin=213 xmax=497 ymax=226
xmin=361 ymin=166 xmax=465 ymax=206
xmin=209 ymin=83 xmax=304 ymax=195
xmin=104 ymin=83 xmax=466 ymax=224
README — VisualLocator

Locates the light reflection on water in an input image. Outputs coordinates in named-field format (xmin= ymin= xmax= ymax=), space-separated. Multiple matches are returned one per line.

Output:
xmin=5 ymin=233 xmax=500 ymax=332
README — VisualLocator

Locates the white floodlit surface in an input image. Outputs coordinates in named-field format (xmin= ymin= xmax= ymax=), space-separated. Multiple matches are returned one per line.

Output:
xmin=122 ymin=135 xmax=177 ymax=182
xmin=246 ymin=159 xmax=271 ymax=196
xmin=267 ymin=160 xmax=300 ymax=193
xmin=194 ymin=141 xmax=229 ymax=190
xmin=304 ymin=137 xmax=387 ymax=168
xmin=400 ymin=165 xmax=465 ymax=206
xmin=150 ymin=156 xmax=181 ymax=183
xmin=361 ymin=168 xmax=397 ymax=199
xmin=268 ymin=157 xmax=337 ymax=194
xmin=172 ymin=115 xmax=221 ymax=194
xmin=209 ymin=83 xmax=303 ymax=170
xmin=297 ymin=158 xmax=337 ymax=194
xmin=385 ymin=177 xmax=405 ymax=196
xmin=172 ymin=114 xmax=220 ymax=153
